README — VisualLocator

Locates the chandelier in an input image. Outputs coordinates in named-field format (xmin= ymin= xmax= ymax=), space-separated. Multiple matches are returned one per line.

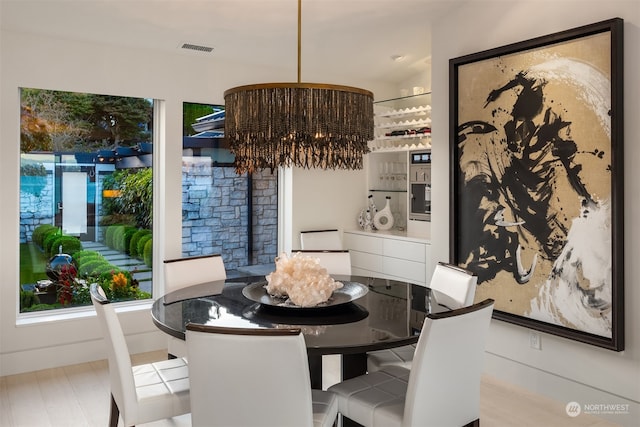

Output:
xmin=224 ymin=0 xmax=374 ymax=175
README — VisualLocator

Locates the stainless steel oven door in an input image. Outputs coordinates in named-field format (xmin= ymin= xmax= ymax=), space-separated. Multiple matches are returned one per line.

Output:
xmin=410 ymin=183 xmax=431 ymax=221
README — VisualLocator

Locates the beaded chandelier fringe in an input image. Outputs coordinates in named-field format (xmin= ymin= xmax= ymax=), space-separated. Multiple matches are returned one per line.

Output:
xmin=224 ymin=84 xmax=374 ymax=175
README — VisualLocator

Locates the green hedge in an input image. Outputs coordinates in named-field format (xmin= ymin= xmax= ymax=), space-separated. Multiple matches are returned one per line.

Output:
xmin=48 ymin=235 xmax=82 ymax=256
xmin=43 ymin=229 xmax=62 ymax=254
xmin=112 ymin=225 xmax=137 ymax=253
xmin=74 ymin=250 xmax=125 ymax=279
xmin=105 ymin=224 xmax=123 ymax=249
xmin=111 ymin=225 xmax=124 ymax=251
xmin=143 ymin=238 xmax=153 ymax=267
xmin=137 ymin=234 xmax=152 ymax=260
xmin=78 ymin=259 xmax=111 ymax=276
xmin=104 ymin=226 xmax=152 ymax=257
xmin=96 ymin=264 xmax=122 ymax=276
xmin=35 ymin=226 xmax=83 ymax=257
xmin=73 ymin=250 xmax=105 ymax=263
xmin=122 ymin=227 xmax=138 ymax=255
xmin=32 ymin=224 xmax=57 ymax=247
xmin=130 ymin=229 xmax=151 ymax=258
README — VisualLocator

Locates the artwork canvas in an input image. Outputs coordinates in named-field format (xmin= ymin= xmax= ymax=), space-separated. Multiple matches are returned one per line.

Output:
xmin=449 ymin=18 xmax=624 ymax=350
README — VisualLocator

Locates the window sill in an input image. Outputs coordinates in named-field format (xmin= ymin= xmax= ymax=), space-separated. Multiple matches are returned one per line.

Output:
xmin=16 ymin=299 xmax=154 ymax=327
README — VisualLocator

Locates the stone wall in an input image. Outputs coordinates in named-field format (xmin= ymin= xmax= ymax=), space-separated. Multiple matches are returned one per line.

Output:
xmin=251 ymin=169 xmax=278 ymax=265
xmin=181 ymin=159 xmax=277 ymax=270
xmin=19 ymin=173 xmax=54 ymax=243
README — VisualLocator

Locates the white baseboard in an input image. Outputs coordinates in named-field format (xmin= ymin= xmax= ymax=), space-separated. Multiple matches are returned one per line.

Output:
xmin=0 ymin=330 xmax=166 ymax=376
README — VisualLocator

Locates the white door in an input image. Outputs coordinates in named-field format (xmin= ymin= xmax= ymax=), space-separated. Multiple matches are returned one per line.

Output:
xmin=62 ymin=171 xmax=87 ymax=235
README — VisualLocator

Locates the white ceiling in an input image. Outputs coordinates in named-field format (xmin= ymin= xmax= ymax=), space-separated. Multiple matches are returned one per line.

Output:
xmin=1 ymin=0 xmax=456 ymax=85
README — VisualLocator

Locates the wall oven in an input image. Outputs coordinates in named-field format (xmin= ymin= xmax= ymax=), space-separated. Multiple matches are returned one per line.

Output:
xmin=409 ymin=150 xmax=431 ymax=221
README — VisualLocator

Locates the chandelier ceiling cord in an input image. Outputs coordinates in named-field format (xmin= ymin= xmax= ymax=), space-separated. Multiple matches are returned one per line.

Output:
xmin=224 ymin=0 xmax=374 ymax=174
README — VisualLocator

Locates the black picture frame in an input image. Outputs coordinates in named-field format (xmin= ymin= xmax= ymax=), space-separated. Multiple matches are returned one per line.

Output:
xmin=449 ymin=18 xmax=624 ymax=351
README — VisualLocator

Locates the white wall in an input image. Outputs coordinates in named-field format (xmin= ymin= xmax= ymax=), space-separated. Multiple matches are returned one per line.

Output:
xmin=0 ymin=29 xmax=390 ymax=375
xmin=290 ymin=167 xmax=367 ymax=250
xmin=430 ymin=1 xmax=640 ymax=425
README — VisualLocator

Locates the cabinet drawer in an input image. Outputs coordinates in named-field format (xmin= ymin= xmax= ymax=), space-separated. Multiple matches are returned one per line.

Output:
xmin=383 ymin=257 xmax=426 ymax=283
xmin=383 ymin=239 xmax=426 ymax=263
xmin=344 ymin=233 xmax=384 ymax=254
xmin=350 ymin=250 xmax=383 ymax=272
xmin=351 ymin=266 xmax=387 ymax=279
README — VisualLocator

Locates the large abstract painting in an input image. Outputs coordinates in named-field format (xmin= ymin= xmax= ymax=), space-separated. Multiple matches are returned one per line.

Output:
xmin=449 ymin=18 xmax=624 ymax=350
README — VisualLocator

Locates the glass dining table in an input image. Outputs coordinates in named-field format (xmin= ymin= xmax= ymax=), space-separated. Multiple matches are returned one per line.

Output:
xmin=151 ymin=274 xmax=445 ymax=389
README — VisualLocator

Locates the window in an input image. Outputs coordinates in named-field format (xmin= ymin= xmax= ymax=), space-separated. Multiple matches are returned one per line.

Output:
xmin=181 ymin=103 xmax=277 ymax=272
xmin=19 ymin=88 xmax=154 ymax=312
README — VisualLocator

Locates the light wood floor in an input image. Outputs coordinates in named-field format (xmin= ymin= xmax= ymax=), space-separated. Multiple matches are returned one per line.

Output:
xmin=0 ymin=350 xmax=619 ymax=427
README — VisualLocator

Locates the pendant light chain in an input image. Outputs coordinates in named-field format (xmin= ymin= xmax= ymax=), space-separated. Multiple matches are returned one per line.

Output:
xmin=224 ymin=0 xmax=374 ymax=175
xmin=297 ymin=0 xmax=302 ymax=84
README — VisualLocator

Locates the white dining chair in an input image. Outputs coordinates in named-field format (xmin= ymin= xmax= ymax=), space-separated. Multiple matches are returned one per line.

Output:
xmin=329 ymin=299 xmax=494 ymax=427
xmin=298 ymin=249 xmax=352 ymax=275
xmin=90 ymin=283 xmax=190 ymax=427
xmin=297 ymin=249 xmax=352 ymax=389
xmin=428 ymin=261 xmax=478 ymax=309
xmin=163 ymin=254 xmax=226 ymax=358
xmin=300 ymin=229 xmax=343 ymax=250
xmin=367 ymin=261 xmax=478 ymax=372
xmin=185 ymin=324 xmax=338 ymax=427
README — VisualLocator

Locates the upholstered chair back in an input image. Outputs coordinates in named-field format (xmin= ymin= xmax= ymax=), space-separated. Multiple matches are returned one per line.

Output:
xmin=403 ymin=299 xmax=494 ymax=426
xmin=428 ymin=262 xmax=477 ymax=309
xmin=298 ymin=250 xmax=352 ymax=275
xmin=186 ymin=325 xmax=332 ymax=427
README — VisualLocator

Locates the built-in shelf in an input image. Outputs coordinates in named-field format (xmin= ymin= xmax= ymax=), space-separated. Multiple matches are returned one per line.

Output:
xmin=374 ymin=133 xmax=431 ymax=142
xmin=369 ymin=189 xmax=407 ymax=193
xmin=369 ymin=143 xmax=431 ymax=153
xmin=369 ymin=93 xmax=432 ymax=152
xmin=376 ymin=105 xmax=431 ymax=118
xmin=376 ymin=118 xmax=431 ymax=130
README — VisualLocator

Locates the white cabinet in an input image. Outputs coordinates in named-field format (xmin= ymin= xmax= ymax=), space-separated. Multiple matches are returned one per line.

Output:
xmin=345 ymin=230 xmax=431 ymax=286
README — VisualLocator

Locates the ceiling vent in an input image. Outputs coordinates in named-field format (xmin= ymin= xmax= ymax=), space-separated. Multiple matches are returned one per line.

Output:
xmin=179 ymin=42 xmax=214 ymax=54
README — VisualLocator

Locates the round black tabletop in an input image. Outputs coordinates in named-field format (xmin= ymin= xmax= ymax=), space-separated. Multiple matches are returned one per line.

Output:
xmin=151 ymin=275 xmax=436 ymax=357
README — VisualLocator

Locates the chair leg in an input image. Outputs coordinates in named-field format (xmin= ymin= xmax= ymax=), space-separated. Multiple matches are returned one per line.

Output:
xmin=109 ymin=393 xmax=120 ymax=427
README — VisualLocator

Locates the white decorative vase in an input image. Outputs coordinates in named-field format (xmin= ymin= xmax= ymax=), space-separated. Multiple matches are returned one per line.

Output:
xmin=368 ymin=195 xmax=378 ymax=230
xmin=368 ymin=195 xmax=378 ymax=215
xmin=373 ymin=196 xmax=394 ymax=231
xmin=364 ymin=210 xmax=373 ymax=232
